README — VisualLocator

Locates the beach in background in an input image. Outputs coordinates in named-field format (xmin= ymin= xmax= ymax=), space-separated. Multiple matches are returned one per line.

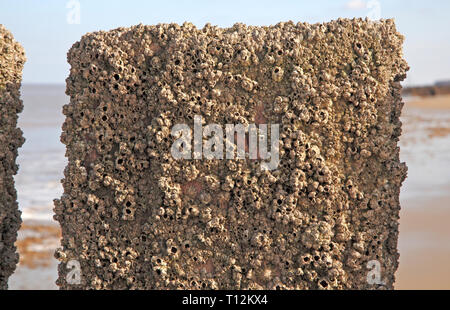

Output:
xmin=396 ymin=95 xmax=450 ymax=289
xmin=7 ymin=85 xmax=450 ymax=289
xmin=8 ymin=85 xmax=66 ymax=290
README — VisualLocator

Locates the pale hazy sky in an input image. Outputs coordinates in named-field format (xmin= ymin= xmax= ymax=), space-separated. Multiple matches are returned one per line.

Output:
xmin=1 ymin=0 xmax=449 ymax=86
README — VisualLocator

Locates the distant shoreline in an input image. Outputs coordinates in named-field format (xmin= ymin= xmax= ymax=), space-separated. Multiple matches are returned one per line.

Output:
xmin=403 ymin=84 xmax=450 ymax=98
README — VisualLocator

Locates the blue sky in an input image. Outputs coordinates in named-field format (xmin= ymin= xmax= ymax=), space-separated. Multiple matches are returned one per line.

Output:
xmin=1 ymin=0 xmax=449 ymax=86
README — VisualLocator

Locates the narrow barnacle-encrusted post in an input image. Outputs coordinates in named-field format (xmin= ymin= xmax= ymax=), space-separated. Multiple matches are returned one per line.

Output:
xmin=0 ymin=25 xmax=26 ymax=290
xmin=55 ymin=19 xmax=408 ymax=289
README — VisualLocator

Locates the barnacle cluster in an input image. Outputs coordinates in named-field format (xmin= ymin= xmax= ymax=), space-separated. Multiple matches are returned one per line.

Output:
xmin=55 ymin=19 xmax=408 ymax=289
xmin=0 ymin=25 xmax=25 ymax=290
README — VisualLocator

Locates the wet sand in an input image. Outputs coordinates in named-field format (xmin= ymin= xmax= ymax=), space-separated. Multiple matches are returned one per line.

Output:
xmin=396 ymin=196 xmax=450 ymax=289
xmin=8 ymin=221 xmax=60 ymax=289
xmin=405 ymin=95 xmax=450 ymax=110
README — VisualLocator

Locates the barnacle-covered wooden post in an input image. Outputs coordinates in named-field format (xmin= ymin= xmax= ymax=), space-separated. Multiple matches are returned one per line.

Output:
xmin=0 ymin=25 xmax=25 ymax=290
xmin=55 ymin=19 xmax=408 ymax=289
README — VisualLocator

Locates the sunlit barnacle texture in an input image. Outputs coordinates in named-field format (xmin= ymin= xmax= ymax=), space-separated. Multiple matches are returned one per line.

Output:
xmin=55 ymin=19 xmax=408 ymax=290
xmin=0 ymin=25 xmax=25 ymax=290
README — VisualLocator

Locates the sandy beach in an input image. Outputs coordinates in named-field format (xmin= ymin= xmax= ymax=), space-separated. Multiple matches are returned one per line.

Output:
xmin=7 ymin=86 xmax=450 ymax=289
xmin=396 ymin=95 xmax=450 ymax=289
xmin=8 ymin=221 xmax=60 ymax=290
